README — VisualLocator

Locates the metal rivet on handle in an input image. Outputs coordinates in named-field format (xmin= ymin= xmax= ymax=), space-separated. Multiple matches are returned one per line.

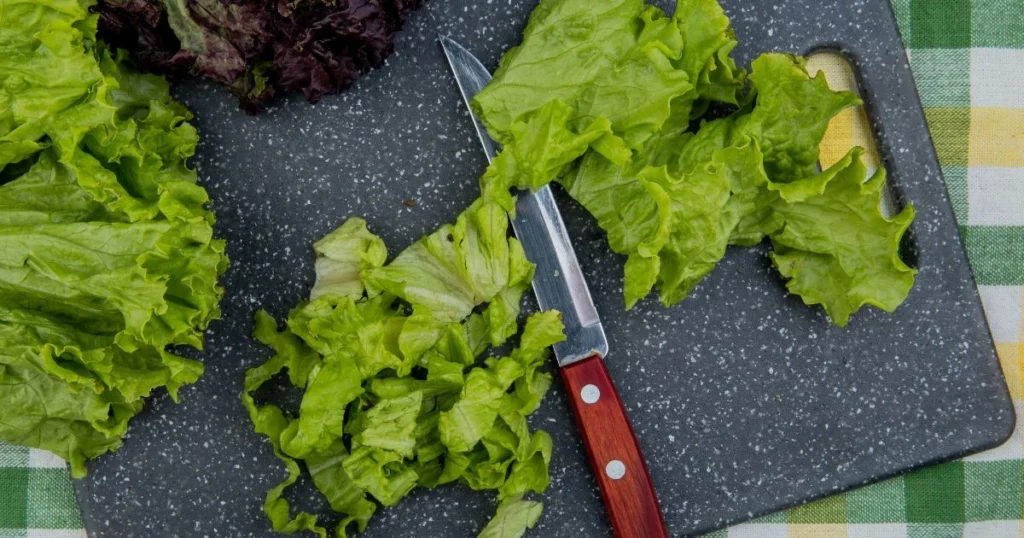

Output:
xmin=605 ymin=460 xmax=626 ymax=480
xmin=580 ymin=384 xmax=600 ymax=404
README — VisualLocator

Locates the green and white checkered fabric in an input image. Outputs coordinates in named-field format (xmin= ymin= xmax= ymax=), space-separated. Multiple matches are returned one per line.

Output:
xmin=0 ymin=441 xmax=85 ymax=537
xmin=1 ymin=1 xmax=1021 ymax=536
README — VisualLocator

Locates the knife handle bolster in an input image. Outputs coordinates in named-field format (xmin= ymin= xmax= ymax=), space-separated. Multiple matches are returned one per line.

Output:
xmin=561 ymin=355 xmax=668 ymax=538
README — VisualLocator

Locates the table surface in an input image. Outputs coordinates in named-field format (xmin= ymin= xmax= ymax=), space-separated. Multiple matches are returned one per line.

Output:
xmin=2 ymin=0 xmax=1023 ymax=537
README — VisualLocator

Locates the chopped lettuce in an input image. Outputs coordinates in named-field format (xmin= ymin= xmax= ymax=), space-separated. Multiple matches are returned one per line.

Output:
xmin=477 ymin=495 xmax=544 ymax=538
xmin=243 ymin=202 xmax=562 ymax=538
xmin=0 ymin=0 xmax=227 ymax=477
xmin=473 ymin=0 xmax=915 ymax=323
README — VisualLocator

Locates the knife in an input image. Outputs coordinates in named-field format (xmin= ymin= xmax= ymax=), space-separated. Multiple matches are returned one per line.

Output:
xmin=440 ymin=36 xmax=669 ymax=538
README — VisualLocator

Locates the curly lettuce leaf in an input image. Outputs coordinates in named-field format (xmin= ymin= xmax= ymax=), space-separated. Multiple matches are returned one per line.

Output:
xmin=472 ymin=0 xmax=694 ymax=148
xmin=95 ymin=0 xmax=424 ymax=111
xmin=363 ymin=200 xmax=535 ymax=359
xmin=534 ymin=46 xmax=883 ymax=314
xmin=305 ymin=442 xmax=378 ymax=534
xmin=480 ymin=100 xmax=628 ymax=213
xmin=364 ymin=201 xmax=520 ymax=322
xmin=670 ymin=0 xmax=745 ymax=121
xmin=768 ymin=149 xmax=917 ymax=326
xmin=564 ymin=136 xmax=773 ymax=307
xmin=439 ymin=311 xmax=564 ymax=453
xmin=242 ymin=311 xmax=330 ymax=538
xmin=279 ymin=352 xmax=364 ymax=459
xmin=734 ymin=53 xmax=862 ymax=183
xmin=0 ymin=0 xmax=227 ymax=477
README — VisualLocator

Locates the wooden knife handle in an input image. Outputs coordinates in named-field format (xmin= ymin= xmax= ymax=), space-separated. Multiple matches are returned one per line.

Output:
xmin=560 ymin=354 xmax=668 ymax=538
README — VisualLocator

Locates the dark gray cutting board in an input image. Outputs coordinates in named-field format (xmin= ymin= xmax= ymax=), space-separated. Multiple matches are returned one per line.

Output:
xmin=75 ymin=0 xmax=1015 ymax=536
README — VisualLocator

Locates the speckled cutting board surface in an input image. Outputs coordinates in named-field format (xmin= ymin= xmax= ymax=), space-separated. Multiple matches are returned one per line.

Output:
xmin=74 ymin=0 xmax=1015 ymax=536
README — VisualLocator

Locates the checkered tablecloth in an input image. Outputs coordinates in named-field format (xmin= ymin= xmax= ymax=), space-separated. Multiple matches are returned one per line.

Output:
xmin=1 ymin=0 xmax=1021 ymax=536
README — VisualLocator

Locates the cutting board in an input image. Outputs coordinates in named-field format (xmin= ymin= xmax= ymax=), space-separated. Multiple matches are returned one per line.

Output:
xmin=75 ymin=0 xmax=1015 ymax=536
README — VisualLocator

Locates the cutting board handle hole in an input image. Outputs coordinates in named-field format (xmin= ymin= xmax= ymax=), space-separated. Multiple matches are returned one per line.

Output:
xmin=806 ymin=50 xmax=919 ymax=268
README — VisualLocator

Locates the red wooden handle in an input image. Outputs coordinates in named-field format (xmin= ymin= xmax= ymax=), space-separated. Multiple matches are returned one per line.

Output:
xmin=560 ymin=354 xmax=668 ymax=538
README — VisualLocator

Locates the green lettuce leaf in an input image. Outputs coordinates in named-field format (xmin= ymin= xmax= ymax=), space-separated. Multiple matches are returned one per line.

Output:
xmin=768 ymin=149 xmax=917 ymax=326
xmin=242 ymin=311 xmax=329 ymax=538
xmin=472 ymin=0 xmax=694 ymax=148
xmin=0 ymin=0 xmax=227 ymax=477
xmin=306 ymin=442 xmax=378 ymax=534
xmin=480 ymin=100 xmax=627 ymax=213
xmin=671 ymin=0 xmax=745 ymax=121
xmin=477 ymin=495 xmax=544 ymax=538
xmin=734 ymin=53 xmax=862 ymax=183
xmin=309 ymin=218 xmax=388 ymax=301
xmin=363 ymin=200 xmax=534 ymax=360
xmin=279 ymin=353 xmax=364 ymax=459
xmin=472 ymin=0 xmax=912 ymax=324
xmin=564 ymin=137 xmax=773 ymax=307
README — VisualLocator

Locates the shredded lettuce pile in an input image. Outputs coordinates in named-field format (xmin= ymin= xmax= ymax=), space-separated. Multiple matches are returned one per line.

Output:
xmin=243 ymin=201 xmax=562 ymax=538
xmin=474 ymin=0 xmax=916 ymax=325
xmin=0 ymin=0 xmax=228 ymax=476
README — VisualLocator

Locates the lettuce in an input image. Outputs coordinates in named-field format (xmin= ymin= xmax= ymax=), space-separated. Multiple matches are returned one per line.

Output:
xmin=768 ymin=148 xmax=917 ymax=326
xmin=477 ymin=495 xmax=544 ymax=538
xmin=243 ymin=201 xmax=562 ymax=538
xmin=472 ymin=0 xmax=740 ymax=149
xmin=94 ymin=0 xmax=423 ymax=112
xmin=0 ymin=0 xmax=227 ymax=477
xmin=473 ymin=0 xmax=915 ymax=324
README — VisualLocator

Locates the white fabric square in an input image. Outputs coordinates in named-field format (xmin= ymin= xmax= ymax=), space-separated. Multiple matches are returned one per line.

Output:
xmin=846 ymin=523 xmax=909 ymax=538
xmin=27 ymin=531 xmax=89 ymax=538
xmin=978 ymin=285 xmax=1023 ymax=344
xmin=28 ymin=449 xmax=68 ymax=469
xmin=727 ymin=522 xmax=788 ymax=537
xmin=963 ymin=520 xmax=1022 ymax=537
xmin=971 ymin=48 xmax=1024 ymax=108
xmin=967 ymin=167 xmax=1024 ymax=226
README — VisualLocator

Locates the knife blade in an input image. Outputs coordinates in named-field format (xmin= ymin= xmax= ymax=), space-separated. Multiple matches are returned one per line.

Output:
xmin=440 ymin=35 xmax=669 ymax=538
xmin=439 ymin=35 xmax=606 ymax=367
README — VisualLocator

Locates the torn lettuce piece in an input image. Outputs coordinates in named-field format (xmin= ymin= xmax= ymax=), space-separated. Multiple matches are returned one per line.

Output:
xmin=733 ymin=53 xmax=862 ymax=183
xmin=564 ymin=137 xmax=774 ymax=308
xmin=363 ymin=200 xmax=535 ymax=359
xmin=671 ymin=0 xmax=745 ymax=121
xmin=480 ymin=100 xmax=628 ymax=213
xmin=242 ymin=311 xmax=330 ymax=538
xmin=244 ymin=206 xmax=561 ymax=538
xmin=310 ymin=218 xmax=388 ymax=301
xmin=473 ymin=0 xmax=693 ymax=148
xmin=363 ymin=200 xmax=528 ymax=325
xmin=478 ymin=495 xmax=545 ymax=538
xmin=768 ymin=148 xmax=917 ymax=326
xmin=306 ymin=442 xmax=378 ymax=534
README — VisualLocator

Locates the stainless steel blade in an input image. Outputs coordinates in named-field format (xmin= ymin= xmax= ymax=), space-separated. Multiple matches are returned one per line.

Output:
xmin=440 ymin=36 xmax=608 ymax=366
